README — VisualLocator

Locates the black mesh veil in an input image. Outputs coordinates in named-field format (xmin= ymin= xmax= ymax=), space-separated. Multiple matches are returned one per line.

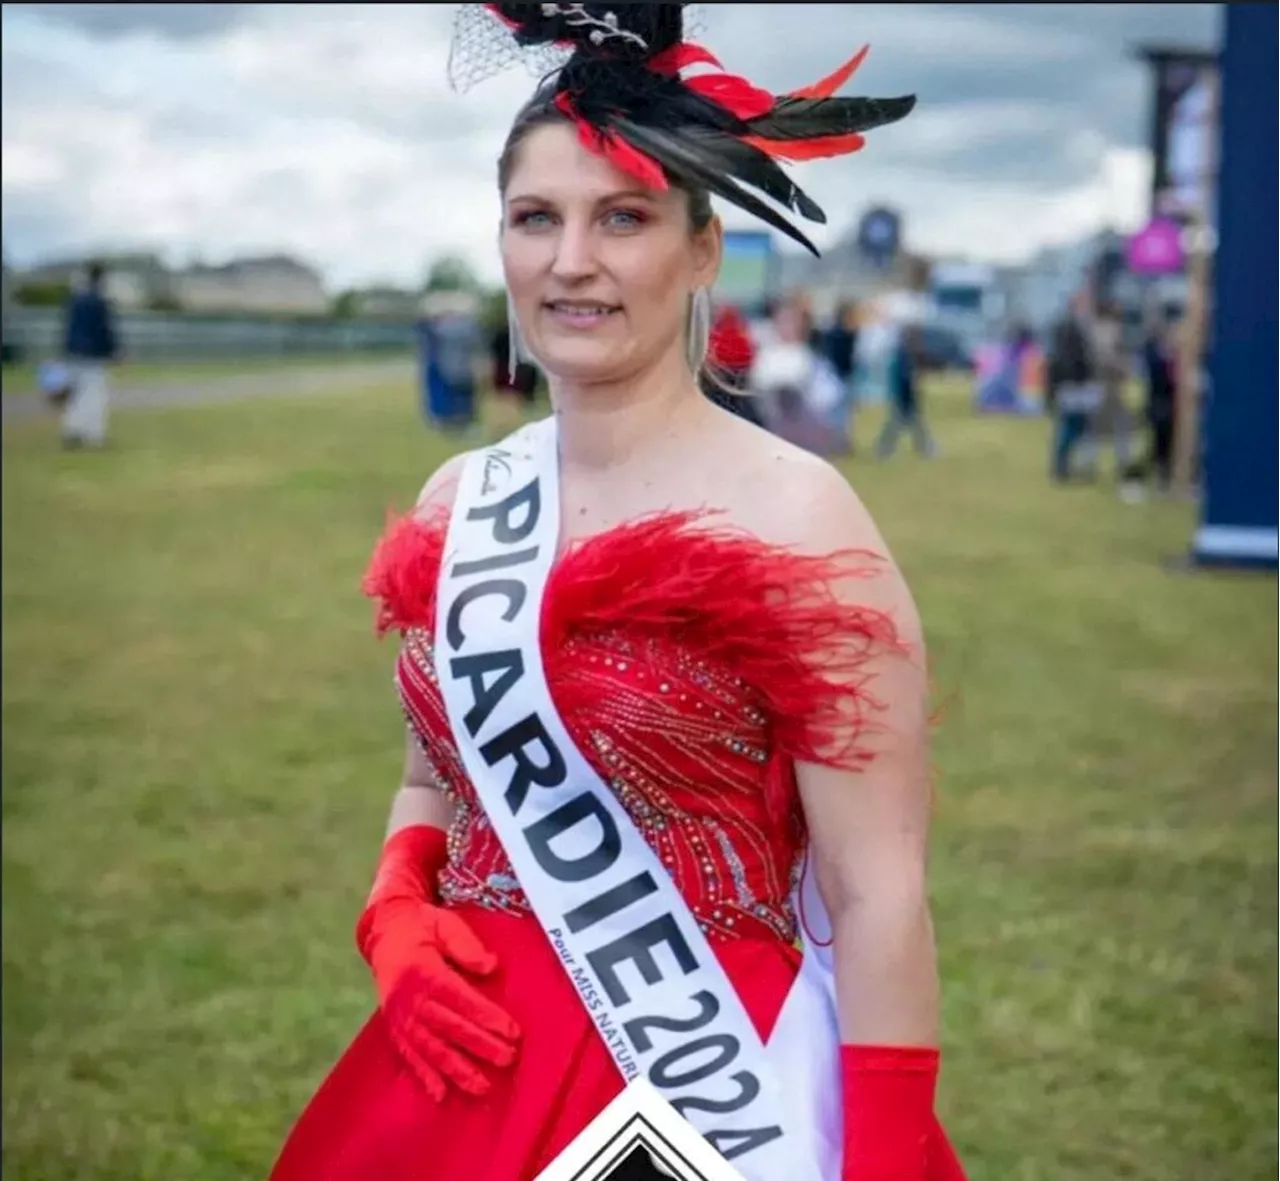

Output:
xmin=447 ymin=3 xmax=707 ymax=94
xmin=446 ymin=3 xmax=915 ymax=256
xmin=447 ymin=4 xmax=572 ymax=92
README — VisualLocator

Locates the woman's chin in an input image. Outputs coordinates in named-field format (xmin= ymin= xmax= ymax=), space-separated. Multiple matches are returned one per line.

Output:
xmin=536 ymin=340 xmax=632 ymax=384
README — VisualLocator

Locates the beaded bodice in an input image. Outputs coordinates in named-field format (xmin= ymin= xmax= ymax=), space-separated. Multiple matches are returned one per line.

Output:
xmin=363 ymin=506 xmax=898 ymax=946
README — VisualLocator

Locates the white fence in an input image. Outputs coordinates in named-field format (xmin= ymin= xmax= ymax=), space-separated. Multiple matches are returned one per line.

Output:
xmin=1 ymin=306 xmax=419 ymax=362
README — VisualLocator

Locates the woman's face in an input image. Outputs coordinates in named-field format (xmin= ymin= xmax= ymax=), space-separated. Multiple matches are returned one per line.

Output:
xmin=501 ymin=121 xmax=720 ymax=384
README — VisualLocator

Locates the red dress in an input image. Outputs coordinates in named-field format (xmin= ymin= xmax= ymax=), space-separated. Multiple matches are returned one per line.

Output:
xmin=270 ymin=508 xmax=904 ymax=1181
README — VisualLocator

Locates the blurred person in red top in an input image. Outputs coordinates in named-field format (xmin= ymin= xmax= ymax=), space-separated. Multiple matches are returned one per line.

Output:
xmin=703 ymin=300 xmax=763 ymax=426
xmin=709 ymin=302 xmax=756 ymax=384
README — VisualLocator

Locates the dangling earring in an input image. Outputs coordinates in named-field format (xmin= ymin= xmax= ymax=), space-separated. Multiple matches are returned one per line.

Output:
xmin=506 ymin=293 xmax=528 ymax=383
xmin=687 ymin=285 xmax=711 ymax=372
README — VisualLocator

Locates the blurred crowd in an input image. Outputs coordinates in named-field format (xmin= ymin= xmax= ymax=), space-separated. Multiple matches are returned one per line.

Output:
xmin=414 ymin=282 xmax=1189 ymax=505
xmin=416 ymin=287 xmax=943 ymax=465
xmin=40 ymin=259 xmax=1186 ymax=507
xmin=701 ymin=293 xmax=936 ymax=461
xmin=1044 ymin=287 xmax=1184 ymax=500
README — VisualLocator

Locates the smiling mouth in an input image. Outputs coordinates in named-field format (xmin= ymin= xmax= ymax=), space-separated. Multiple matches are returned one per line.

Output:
xmin=544 ymin=300 xmax=622 ymax=322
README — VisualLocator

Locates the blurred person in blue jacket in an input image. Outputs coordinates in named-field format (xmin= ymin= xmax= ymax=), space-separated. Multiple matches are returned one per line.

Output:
xmin=875 ymin=321 xmax=936 ymax=459
xmin=821 ymin=300 xmax=861 ymax=452
xmin=60 ymin=260 xmax=120 ymax=448
xmin=419 ymin=290 xmax=482 ymax=437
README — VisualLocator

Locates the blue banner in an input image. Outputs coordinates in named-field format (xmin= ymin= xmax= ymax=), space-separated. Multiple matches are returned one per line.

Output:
xmin=1193 ymin=2 xmax=1277 ymax=567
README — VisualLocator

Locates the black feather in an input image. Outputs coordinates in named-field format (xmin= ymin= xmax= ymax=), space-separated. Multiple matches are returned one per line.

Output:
xmin=675 ymin=126 xmax=827 ymax=223
xmin=611 ymin=116 xmax=823 ymax=257
xmin=747 ymin=94 xmax=917 ymax=142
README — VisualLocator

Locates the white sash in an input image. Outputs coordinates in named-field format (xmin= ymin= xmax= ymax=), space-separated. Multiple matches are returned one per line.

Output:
xmin=434 ymin=418 xmax=842 ymax=1180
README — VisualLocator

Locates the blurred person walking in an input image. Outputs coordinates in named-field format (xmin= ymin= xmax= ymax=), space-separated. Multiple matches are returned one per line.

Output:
xmin=750 ymin=296 xmax=848 ymax=456
xmin=875 ymin=322 xmax=936 ymax=459
xmin=1088 ymin=300 xmax=1135 ymax=480
xmin=1134 ymin=308 xmax=1179 ymax=494
xmin=822 ymin=300 xmax=861 ymax=452
xmin=1046 ymin=289 xmax=1102 ymax=483
xmin=420 ymin=291 xmax=483 ymax=437
xmin=60 ymin=260 xmax=120 ymax=449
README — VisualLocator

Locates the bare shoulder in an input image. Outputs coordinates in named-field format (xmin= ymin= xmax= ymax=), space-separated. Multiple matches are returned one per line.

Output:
xmin=412 ymin=450 xmax=471 ymax=519
xmin=717 ymin=418 xmax=882 ymax=552
xmin=716 ymin=419 xmax=921 ymax=632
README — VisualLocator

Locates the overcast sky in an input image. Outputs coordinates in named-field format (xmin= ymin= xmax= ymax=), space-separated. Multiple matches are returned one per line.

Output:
xmin=1 ymin=3 xmax=1220 ymax=290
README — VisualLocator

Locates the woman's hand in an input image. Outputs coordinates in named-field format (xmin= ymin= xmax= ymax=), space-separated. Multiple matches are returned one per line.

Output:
xmin=357 ymin=825 xmax=522 ymax=1101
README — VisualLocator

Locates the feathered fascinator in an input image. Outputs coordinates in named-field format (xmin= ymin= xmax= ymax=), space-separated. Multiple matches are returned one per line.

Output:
xmin=448 ymin=2 xmax=915 ymax=256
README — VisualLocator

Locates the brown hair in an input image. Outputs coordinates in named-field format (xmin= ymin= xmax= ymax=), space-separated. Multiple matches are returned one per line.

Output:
xmin=496 ymin=87 xmax=740 ymax=393
xmin=497 ymin=87 xmax=714 ymax=234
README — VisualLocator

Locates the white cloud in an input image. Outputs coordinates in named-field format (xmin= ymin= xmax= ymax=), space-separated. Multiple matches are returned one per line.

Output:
xmin=0 ymin=3 xmax=1219 ymax=290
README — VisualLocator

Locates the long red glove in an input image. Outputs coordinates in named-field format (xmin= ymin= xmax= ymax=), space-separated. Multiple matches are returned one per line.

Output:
xmin=356 ymin=824 xmax=521 ymax=1101
xmin=841 ymin=1045 xmax=967 ymax=1181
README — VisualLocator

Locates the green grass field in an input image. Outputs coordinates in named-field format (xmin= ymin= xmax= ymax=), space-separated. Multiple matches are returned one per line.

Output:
xmin=0 ymin=353 xmax=412 ymax=399
xmin=2 ymin=374 xmax=1275 ymax=1180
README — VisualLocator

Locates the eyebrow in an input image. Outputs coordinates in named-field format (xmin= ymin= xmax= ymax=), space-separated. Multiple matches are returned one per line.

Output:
xmin=505 ymin=189 xmax=660 ymax=206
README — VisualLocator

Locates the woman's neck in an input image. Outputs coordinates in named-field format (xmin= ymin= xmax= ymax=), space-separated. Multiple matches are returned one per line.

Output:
xmin=548 ymin=344 xmax=712 ymax=474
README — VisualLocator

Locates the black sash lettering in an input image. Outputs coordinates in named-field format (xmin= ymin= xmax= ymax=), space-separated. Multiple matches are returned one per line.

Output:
xmin=479 ymin=713 xmax=568 ymax=812
xmin=563 ymin=871 xmax=659 ymax=935
xmin=623 ymin=989 xmax=719 ymax=1052
xmin=448 ymin=649 xmax=525 ymax=738
xmin=435 ymin=431 xmax=808 ymax=1174
xmin=468 ymin=476 xmax=540 ymax=544
xmin=670 ymin=1070 xmax=762 ymax=1116
xmin=650 ymin=1034 xmax=740 ymax=1089
xmin=445 ymin=578 xmax=527 ymax=651
xmin=704 ymin=1124 xmax=785 ymax=1161
xmin=587 ymin=913 xmax=698 ymax=1007
xmin=524 ymin=791 xmax=622 ymax=882
xmin=452 ymin=546 xmax=540 ymax=578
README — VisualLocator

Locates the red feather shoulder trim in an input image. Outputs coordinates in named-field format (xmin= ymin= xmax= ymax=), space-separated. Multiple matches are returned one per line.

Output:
xmin=361 ymin=507 xmax=910 ymax=772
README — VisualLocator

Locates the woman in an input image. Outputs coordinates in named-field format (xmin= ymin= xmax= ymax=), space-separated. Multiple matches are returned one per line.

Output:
xmin=271 ymin=6 xmax=964 ymax=1180
xmin=750 ymin=296 xmax=850 ymax=458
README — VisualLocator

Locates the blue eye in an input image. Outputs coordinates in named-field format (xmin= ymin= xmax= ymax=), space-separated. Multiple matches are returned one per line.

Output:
xmin=605 ymin=209 xmax=645 ymax=229
xmin=512 ymin=210 xmax=554 ymax=230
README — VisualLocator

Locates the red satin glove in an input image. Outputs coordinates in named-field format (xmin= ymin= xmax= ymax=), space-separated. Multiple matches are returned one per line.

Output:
xmin=356 ymin=825 xmax=521 ymax=1101
xmin=841 ymin=1045 xmax=967 ymax=1181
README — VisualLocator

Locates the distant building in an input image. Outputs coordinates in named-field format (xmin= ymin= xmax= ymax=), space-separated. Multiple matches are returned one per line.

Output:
xmin=771 ymin=217 xmax=927 ymax=321
xmin=174 ymin=254 xmax=328 ymax=315
xmin=349 ymin=286 xmax=420 ymax=320
xmin=15 ymin=252 xmax=170 ymax=309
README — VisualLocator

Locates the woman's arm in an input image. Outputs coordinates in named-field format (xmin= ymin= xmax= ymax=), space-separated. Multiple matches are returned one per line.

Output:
xmin=776 ymin=462 xmax=963 ymax=1178
xmin=764 ymin=457 xmax=937 ymax=1044
xmin=384 ymin=728 xmax=456 ymax=838
xmin=795 ymin=623 xmax=938 ymax=1047
xmin=381 ymin=449 xmax=470 ymax=841
xmin=792 ymin=491 xmax=937 ymax=1043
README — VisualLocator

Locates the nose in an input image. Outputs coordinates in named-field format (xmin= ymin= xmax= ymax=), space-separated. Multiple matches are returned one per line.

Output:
xmin=549 ymin=218 xmax=598 ymax=285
